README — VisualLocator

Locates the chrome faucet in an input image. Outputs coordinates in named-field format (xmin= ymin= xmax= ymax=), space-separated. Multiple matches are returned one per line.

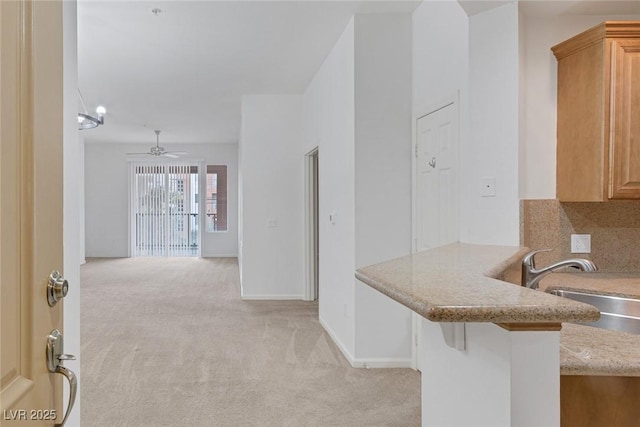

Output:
xmin=521 ymin=249 xmax=597 ymax=289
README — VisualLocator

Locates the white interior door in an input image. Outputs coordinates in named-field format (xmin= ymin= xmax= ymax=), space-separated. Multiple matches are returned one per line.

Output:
xmin=413 ymin=101 xmax=460 ymax=370
xmin=415 ymin=102 xmax=459 ymax=252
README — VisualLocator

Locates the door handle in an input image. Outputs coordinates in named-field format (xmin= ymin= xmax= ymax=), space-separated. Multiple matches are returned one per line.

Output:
xmin=48 ymin=270 xmax=69 ymax=307
xmin=46 ymin=329 xmax=77 ymax=427
xmin=428 ymin=157 xmax=436 ymax=168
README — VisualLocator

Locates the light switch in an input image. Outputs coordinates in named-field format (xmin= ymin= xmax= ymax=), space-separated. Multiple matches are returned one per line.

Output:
xmin=267 ymin=219 xmax=278 ymax=228
xmin=329 ymin=211 xmax=337 ymax=225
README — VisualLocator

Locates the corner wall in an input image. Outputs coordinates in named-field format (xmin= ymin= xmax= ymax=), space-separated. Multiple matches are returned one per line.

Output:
xmin=463 ymin=3 xmax=521 ymax=245
xmin=303 ymin=18 xmax=357 ymax=359
xmin=413 ymin=0 xmax=468 ymax=113
xmin=353 ymin=14 xmax=413 ymax=365
xmin=413 ymin=1 xmax=521 ymax=247
xmin=412 ymin=0 xmax=468 ymax=250
xmin=238 ymin=95 xmax=305 ymax=299
xmin=301 ymin=14 xmax=414 ymax=366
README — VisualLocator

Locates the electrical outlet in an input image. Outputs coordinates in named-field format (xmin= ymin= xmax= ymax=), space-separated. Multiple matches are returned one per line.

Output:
xmin=571 ymin=234 xmax=591 ymax=253
xmin=480 ymin=177 xmax=496 ymax=197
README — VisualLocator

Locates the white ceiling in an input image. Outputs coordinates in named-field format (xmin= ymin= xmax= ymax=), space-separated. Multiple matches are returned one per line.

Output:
xmin=459 ymin=0 xmax=640 ymax=17
xmin=79 ymin=0 xmax=638 ymax=146
xmin=78 ymin=0 xmax=420 ymax=145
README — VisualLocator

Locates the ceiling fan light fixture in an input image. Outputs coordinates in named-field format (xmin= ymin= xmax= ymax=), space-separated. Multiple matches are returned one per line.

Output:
xmin=125 ymin=130 xmax=188 ymax=158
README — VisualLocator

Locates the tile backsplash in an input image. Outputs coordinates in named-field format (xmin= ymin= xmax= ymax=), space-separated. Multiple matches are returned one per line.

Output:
xmin=521 ymin=199 xmax=640 ymax=272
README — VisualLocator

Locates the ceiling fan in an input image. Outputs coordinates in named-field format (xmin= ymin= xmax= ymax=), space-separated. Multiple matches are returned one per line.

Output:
xmin=126 ymin=130 xmax=187 ymax=158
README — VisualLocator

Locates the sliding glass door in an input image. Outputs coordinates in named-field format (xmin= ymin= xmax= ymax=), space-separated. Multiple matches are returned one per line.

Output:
xmin=129 ymin=162 xmax=200 ymax=257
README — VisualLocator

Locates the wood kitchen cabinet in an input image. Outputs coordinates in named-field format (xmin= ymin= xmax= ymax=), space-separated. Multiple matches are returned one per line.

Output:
xmin=552 ymin=22 xmax=640 ymax=201
xmin=561 ymin=375 xmax=640 ymax=427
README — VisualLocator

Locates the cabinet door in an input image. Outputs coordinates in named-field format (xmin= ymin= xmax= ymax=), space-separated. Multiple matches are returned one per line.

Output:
xmin=609 ymin=39 xmax=640 ymax=199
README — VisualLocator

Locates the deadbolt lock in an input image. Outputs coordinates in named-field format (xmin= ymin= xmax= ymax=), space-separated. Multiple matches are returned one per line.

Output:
xmin=47 ymin=270 xmax=68 ymax=307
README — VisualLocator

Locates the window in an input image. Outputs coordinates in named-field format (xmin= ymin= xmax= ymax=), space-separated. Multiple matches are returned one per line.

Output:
xmin=130 ymin=163 xmax=200 ymax=256
xmin=206 ymin=165 xmax=227 ymax=232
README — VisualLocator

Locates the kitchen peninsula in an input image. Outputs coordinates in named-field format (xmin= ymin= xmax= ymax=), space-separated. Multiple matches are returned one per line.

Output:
xmin=355 ymin=243 xmax=600 ymax=427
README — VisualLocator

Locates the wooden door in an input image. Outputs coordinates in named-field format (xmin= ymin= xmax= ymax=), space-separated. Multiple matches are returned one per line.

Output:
xmin=609 ymin=38 xmax=640 ymax=199
xmin=1 ymin=1 xmax=67 ymax=426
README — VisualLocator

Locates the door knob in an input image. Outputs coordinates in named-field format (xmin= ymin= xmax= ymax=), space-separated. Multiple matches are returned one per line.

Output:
xmin=46 ymin=329 xmax=77 ymax=427
xmin=48 ymin=270 xmax=68 ymax=307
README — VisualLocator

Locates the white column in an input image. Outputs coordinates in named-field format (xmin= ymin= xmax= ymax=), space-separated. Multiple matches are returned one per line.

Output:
xmin=420 ymin=318 xmax=559 ymax=427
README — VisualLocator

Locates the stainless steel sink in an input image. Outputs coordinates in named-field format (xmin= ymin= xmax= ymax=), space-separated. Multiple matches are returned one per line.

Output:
xmin=549 ymin=289 xmax=640 ymax=334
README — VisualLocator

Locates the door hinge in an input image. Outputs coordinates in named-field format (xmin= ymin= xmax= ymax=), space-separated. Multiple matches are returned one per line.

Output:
xmin=414 ymin=144 xmax=418 ymax=158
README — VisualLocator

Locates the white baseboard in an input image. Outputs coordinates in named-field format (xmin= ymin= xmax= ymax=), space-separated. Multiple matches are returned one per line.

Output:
xmin=319 ymin=317 xmax=414 ymax=369
xmin=201 ymin=253 xmax=238 ymax=258
xmin=241 ymin=294 xmax=304 ymax=300
xmin=350 ymin=358 xmax=413 ymax=369
xmin=319 ymin=317 xmax=356 ymax=366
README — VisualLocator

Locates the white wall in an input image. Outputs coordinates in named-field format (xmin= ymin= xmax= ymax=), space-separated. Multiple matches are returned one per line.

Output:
xmin=412 ymin=0 xmax=468 ymax=248
xmin=85 ymin=144 xmax=129 ymax=256
xmin=200 ymin=145 xmax=239 ymax=257
xmin=412 ymin=1 xmax=521 ymax=246
xmin=411 ymin=3 xmax=640 ymax=242
xmin=85 ymin=142 xmax=238 ymax=258
xmin=63 ymin=2 xmax=81 ymax=425
xmin=237 ymin=128 xmax=244 ymax=279
xmin=462 ymin=3 xmax=521 ymax=245
xmin=353 ymin=14 xmax=413 ymax=364
xmin=303 ymin=18 xmax=357 ymax=359
xmin=300 ymin=15 xmax=415 ymax=366
xmin=238 ymin=95 xmax=305 ymax=299
xmin=420 ymin=4 xmax=640 ymax=237
xmin=413 ymin=0 xmax=469 ymax=113
xmin=520 ymin=12 xmax=640 ymax=200
xmin=79 ymin=136 xmax=86 ymax=264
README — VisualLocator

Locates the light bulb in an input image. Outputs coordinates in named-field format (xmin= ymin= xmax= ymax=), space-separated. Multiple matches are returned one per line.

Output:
xmin=96 ymin=106 xmax=106 ymax=116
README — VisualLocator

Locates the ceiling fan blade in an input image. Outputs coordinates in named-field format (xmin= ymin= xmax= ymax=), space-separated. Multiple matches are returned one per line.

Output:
xmin=126 ymin=152 xmax=152 ymax=156
xmin=168 ymin=151 xmax=188 ymax=155
xmin=162 ymin=153 xmax=179 ymax=158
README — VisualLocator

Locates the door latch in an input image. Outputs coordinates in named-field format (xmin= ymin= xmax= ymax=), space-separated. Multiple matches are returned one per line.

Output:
xmin=46 ymin=329 xmax=77 ymax=427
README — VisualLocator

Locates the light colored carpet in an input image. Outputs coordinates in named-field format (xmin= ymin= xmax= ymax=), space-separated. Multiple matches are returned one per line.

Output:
xmin=80 ymin=257 xmax=421 ymax=426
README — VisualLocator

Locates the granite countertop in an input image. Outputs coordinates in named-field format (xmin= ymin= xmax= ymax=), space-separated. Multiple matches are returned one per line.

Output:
xmin=539 ymin=272 xmax=640 ymax=299
xmin=355 ymin=243 xmax=600 ymax=324
xmin=537 ymin=272 xmax=640 ymax=376
xmin=561 ymin=323 xmax=640 ymax=376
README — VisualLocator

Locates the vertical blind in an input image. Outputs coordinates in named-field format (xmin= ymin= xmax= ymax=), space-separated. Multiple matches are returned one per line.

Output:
xmin=130 ymin=162 xmax=200 ymax=257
